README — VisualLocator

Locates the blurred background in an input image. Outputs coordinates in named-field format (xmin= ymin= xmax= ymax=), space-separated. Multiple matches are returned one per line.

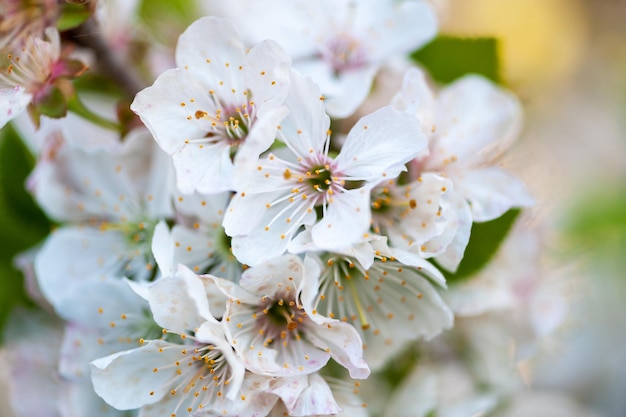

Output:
xmin=440 ymin=0 xmax=626 ymax=415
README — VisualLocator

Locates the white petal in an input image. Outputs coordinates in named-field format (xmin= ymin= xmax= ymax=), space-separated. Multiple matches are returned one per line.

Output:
xmin=35 ymin=227 xmax=136 ymax=310
xmin=366 ymin=1 xmax=437 ymax=61
xmin=279 ymin=69 xmax=330 ymax=158
xmin=456 ymin=167 xmax=533 ymax=222
xmin=428 ymin=76 xmax=522 ymax=168
xmin=148 ymin=264 xmax=214 ymax=333
xmin=269 ymin=373 xmax=341 ymax=416
xmin=0 ymin=86 xmax=31 ymax=128
xmin=175 ymin=17 xmax=246 ymax=94
xmin=434 ymin=195 xmax=472 ymax=272
xmin=131 ymin=68 xmax=215 ymax=154
xmin=151 ymin=221 xmax=174 ymax=276
xmin=392 ymin=67 xmax=436 ymax=140
xmin=323 ymin=65 xmax=379 ymax=119
xmin=171 ymin=139 xmax=233 ymax=194
xmin=91 ymin=341 xmax=180 ymax=409
xmin=336 ymin=106 xmax=425 ymax=181
xmin=312 ymin=188 xmax=372 ymax=251
xmin=243 ymin=40 xmax=291 ymax=110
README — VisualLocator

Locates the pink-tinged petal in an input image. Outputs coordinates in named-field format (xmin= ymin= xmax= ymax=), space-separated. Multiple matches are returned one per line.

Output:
xmin=147 ymin=264 xmax=214 ymax=333
xmin=91 ymin=341 xmax=186 ymax=409
xmin=456 ymin=167 xmax=533 ymax=222
xmin=171 ymin=139 xmax=233 ymax=194
xmin=175 ymin=17 xmax=246 ymax=94
xmin=427 ymin=76 xmax=522 ymax=168
xmin=312 ymin=188 xmax=372 ymax=251
xmin=243 ymin=40 xmax=291 ymax=111
xmin=0 ymin=86 xmax=31 ymax=128
xmin=337 ymin=106 xmax=425 ymax=181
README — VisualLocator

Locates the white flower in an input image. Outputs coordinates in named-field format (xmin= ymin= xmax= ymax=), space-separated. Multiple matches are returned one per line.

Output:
xmin=224 ymin=70 xmax=426 ymax=266
xmin=302 ymin=246 xmax=453 ymax=370
xmin=370 ymin=173 xmax=458 ymax=257
xmin=212 ymin=254 xmax=370 ymax=379
xmin=171 ymin=191 xmax=242 ymax=282
xmin=31 ymin=128 xmax=175 ymax=309
xmin=393 ymin=68 xmax=533 ymax=270
xmin=131 ymin=16 xmax=291 ymax=194
xmin=91 ymin=264 xmax=251 ymax=417
xmin=205 ymin=0 xmax=437 ymax=118
xmin=0 ymin=27 xmax=60 ymax=127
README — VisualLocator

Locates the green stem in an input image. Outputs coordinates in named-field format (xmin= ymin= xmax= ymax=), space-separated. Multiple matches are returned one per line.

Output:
xmin=67 ymin=94 xmax=121 ymax=132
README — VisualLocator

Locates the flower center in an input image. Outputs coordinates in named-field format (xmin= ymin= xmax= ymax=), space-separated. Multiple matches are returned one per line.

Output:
xmin=322 ymin=33 xmax=368 ymax=74
xmin=266 ymin=299 xmax=300 ymax=331
xmin=307 ymin=164 xmax=333 ymax=192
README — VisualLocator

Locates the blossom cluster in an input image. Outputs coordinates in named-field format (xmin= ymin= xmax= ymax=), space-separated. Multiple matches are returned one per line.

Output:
xmin=0 ymin=1 xmax=553 ymax=417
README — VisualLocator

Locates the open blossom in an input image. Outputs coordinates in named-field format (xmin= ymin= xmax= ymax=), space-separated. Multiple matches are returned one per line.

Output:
xmin=31 ymin=128 xmax=174 ymax=309
xmin=91 ymin=263 xmax=252 ymax=417
xmin=302 ymin=243 xmax=453 ymax=370
xmin=132 ymin=16 xmax=291 ymax=194
xmin=205 ymin=0 xmax=437 ymax=118
xmin=392 ymin=68 xmax=533 ymax=270
xmin=171 ymin=190 xmax=243 ymax=282
xmin=211 ymin=254 xmax=370 ymax=379
xmin=0 ymin=27 xmax=87 ymax=127
xmin=369 ymin=173 xmax=459 ymax=257
xmin=224 ymin=70 xmax=426 ymax=266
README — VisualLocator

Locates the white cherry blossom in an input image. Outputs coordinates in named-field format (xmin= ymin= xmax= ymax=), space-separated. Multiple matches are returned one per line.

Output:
xmin=205 ymin=0 xmax=437 ymax=118
xmin=302 ymin=246 xmax=453 ymax=370
xmin=131 ymin=16 xmax=291 ymax=194
xmin=31 ymin=128 xmax=174 ymax=309
xmin=91 ymin=264 xmax=253 ymax=417
xmin=393 ymin=68 xmax=533 ymax=270
xmin=224 ymin=70 xmax=426 ymax=266
xmin=211 ymin=254 xmax=370 ymax=379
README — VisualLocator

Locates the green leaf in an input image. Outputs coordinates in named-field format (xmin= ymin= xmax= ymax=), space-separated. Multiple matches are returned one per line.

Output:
xmin=138 ymin=0 xmax=200 ymax=44
xmin=0 ymin=125 xmax=51 ymax=342
xmin=56 ymin=3 xmax=92 ymax=31
xmin=441 ymin=209 xmax=521 ymax=283
xmin=411 ymin=36 xmax=501 ymax=85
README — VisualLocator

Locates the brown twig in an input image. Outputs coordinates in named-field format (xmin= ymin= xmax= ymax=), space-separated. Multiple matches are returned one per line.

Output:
xmin=69 ymin=18 xmax=144 ymax=98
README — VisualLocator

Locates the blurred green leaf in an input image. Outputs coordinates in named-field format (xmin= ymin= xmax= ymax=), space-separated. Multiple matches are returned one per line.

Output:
xmin=412 ymin=36 xmax=501 ymax=85
xmin=138 ymin=0 xmax=200 ymax=44
xmin=0 ymin=125 xmax=51 ymax=342
xmin=441 ymin=209 xmax=521 ymax=282
xmin=56 ymin=3 xmax=92 ymax=31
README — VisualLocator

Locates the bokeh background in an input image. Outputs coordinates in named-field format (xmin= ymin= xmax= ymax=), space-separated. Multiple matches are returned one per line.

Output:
xmin=440 ymin=0 xmax=626 ymax=415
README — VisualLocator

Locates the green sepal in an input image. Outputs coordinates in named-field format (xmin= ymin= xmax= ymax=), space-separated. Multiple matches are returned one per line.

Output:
xmin=411 ymin=36 xmax=501 ymax=85
xmin=34 ymin=85 xmax=68 ymax=119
